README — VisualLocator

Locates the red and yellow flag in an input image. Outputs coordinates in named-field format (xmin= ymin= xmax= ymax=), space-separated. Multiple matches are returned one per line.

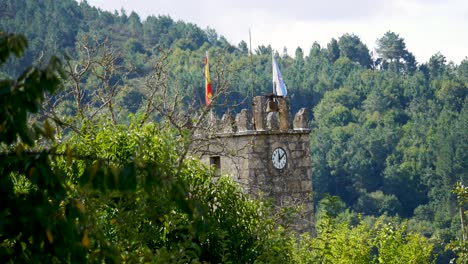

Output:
xmin=205 ymin=51 xmax=212 ymax=106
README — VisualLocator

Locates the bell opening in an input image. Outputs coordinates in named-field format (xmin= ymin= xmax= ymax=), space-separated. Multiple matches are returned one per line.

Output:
xmin=266 ymin=97 xmax=279 ymax=112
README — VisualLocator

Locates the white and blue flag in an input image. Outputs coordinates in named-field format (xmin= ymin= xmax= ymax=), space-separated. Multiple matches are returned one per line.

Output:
xmin=272 ymin=53 xmax=288 ymax=97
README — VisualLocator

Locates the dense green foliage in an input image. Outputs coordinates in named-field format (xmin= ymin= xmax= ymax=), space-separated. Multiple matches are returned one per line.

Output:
xmin=1 ymin=0 xmax=467 ymax=262
xmin=0 ymin=32 xmax=89 ymax=262
xmin=0 ymin=36 xmax=439 ymax=262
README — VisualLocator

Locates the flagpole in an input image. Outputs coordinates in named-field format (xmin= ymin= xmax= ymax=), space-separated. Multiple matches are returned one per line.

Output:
xmin=249 ymin=28 xmax=256 ymax=129
xmin=272 ymin=51 xmax=275 ymax=95
xmin=210 ymin=108 xmax=213 ymax=122
xmin=249 ymin=28 xmax=254 ymax=102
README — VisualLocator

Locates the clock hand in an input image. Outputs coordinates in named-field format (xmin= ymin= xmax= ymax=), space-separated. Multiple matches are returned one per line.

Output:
xmin=279 ymin=152 xmax=285 ymax=160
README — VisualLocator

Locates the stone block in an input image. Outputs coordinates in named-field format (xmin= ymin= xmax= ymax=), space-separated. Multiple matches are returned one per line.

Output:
xmin=292 ymin=192 xmax=304 ymax=199
xmin=249 ymin=159 xmax=263 ymax=169
xmin=288 ymin=142 xmax=297 ymax=150
xmin=292 ymin=150 xmax=305 ymax=159
xmin=287 ymin=180 xmax=301 ymax=192
xmin=257 ymin=173 xmax=266 ymax=185
xmin=301 ymin=180 xmax=312 ymax=192
xmin=274 ymin=185 xmax=283 ymax=193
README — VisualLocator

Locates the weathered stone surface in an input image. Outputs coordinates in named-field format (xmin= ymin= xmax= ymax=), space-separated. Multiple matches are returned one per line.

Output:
xmin=253 ymin=96 xmax=265 ymax=130
xmin=235 ymin=109 xmax=252 ymax=132
xmin=221 ymin=112 xmax=236 ymax=133
xmin=266 ymin=112 xmax=279 ymax=130
xmin=272 ymin=176 xmax=282 ymax=183
xmin=278 ymin=97 xmax=290 ymax=131
xmin=291 ymin=192 xmax=304 ymax=199
xmin=288 ymin=142 xmax=297 ymax=150
xmin=288 ymin=181 xmax=301 ymax=192
xmin=301 ymin=180 xmax=312 ymax=192
xmin=249 ymin=159 xmax=264 ymax=169
xmin=291 ymin=150 xmax=305 ymax=159
xmin=274 ymin=185 xmax=284 ymax=193
xmin=257 ymin=173 xmax=266 ymax=185
xmin=209 ymin=111 xmax=219 ymax=128
xmin=293 ymin=107 xmax=309 ymax=130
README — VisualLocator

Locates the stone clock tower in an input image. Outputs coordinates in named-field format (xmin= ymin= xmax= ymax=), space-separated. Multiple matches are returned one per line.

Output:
xmin=198 ymin=96 xmax=313 ymax=234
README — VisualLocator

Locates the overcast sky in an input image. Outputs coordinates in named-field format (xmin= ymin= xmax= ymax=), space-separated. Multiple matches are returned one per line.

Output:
xmin=84 ymin=0 xmax=467 ymax=64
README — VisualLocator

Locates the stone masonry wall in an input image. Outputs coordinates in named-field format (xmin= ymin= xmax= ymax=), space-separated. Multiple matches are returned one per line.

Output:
xmin=198 ymin=96 xmax=314 ymax=234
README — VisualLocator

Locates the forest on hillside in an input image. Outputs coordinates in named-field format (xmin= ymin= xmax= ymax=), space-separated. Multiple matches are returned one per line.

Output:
xmin=1 ymin=0 xmax=467 ymax=263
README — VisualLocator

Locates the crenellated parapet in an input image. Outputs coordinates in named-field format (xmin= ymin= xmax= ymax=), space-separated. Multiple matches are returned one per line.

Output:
xmin=217 ymin=96 xmax=310 ymax=135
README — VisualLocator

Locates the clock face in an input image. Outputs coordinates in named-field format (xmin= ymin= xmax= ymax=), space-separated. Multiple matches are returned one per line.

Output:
xmin=272 ymin=147 xmax=287 ymax=170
